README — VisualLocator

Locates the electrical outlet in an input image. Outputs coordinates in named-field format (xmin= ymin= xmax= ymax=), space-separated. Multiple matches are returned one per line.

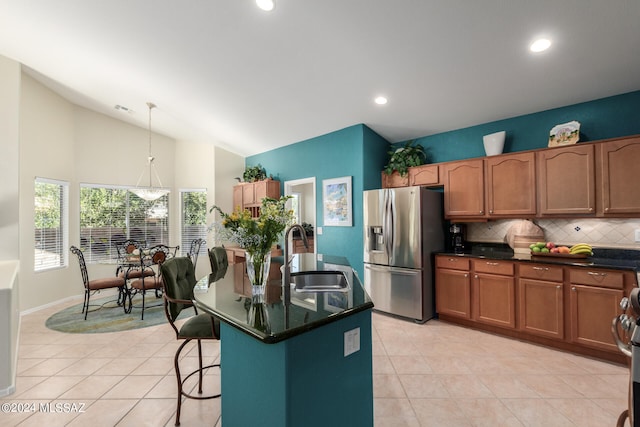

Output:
xmin=344 ymin=327 xmax=360 ymax=357
xmin=635 ymin=229 xmax=640 ymax=243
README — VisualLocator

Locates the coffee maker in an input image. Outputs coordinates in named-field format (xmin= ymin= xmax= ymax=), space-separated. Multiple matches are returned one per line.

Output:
xmin=449 ymin=223 xmax=466 ymax=253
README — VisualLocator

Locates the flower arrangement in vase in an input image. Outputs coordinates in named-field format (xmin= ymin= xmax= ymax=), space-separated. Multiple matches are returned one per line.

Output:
xmin=209 ymin=196 xmax=294 ymax=295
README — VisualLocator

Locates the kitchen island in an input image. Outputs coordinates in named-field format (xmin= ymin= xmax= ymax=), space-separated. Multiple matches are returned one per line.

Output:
xmin=194 ymin=253 xmax=374 ymax=427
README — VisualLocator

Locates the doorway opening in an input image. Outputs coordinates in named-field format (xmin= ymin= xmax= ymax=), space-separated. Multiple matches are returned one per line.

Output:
xmin=284 ymin=177 xmax=316 ymax=254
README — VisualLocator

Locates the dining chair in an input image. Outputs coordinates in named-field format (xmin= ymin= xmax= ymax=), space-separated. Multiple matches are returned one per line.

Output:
xmin=161 ymin=257 xmax=221 ymax=426
xmin=115 ymin=239 xmax=155 ymax=281
xmin=129 ymin=244 xmax=178 ymax=320
xmin=70 ymin=246 xmax=127 ymax=320
xmin=187 ymin=238 xmax=206 ymax=272
xmin=208 ymin=246 xmax=229 ymax=282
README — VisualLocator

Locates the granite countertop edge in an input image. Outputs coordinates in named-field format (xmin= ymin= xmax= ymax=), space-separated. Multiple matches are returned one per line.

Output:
xmin=435 ymin=244 xmax=640 ymax=272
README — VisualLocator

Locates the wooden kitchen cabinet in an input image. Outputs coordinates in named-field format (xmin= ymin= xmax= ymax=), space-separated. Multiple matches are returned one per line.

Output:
xmin=233 ymin=179 xmax=280 ymax=218
xmin=442 ymin=159 xmax=485 ymax=219
xmin=597 ymin=136 xmax=640 ymax=215
xmin=233 ymin=185 xmax=243 ymax=211
xmin=292 ymin=236 xmax=314 ymax=254
xmin=381 ymin=171 xmax=408 ymax=188
xmin=485 ymin=152 xmax=536 ymax=217
xmin=409 ymin=164 xmax=440 ymax=186
xmin=472 ymin=260 xmax=516 ymax=329
xmin=435 ymin=256 xmax=471 ymax=319
xmin=518 ymin=263 xmax=564 ymax=339
xmin=537 ymin=144 xmax=595 ymax=216
xmin=568 ymin=267 xmax=624 ymax=352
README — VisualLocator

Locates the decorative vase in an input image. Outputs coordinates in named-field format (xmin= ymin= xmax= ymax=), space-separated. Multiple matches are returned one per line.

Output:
xmin=483 ymin=131 xmax=506 ymax=156
xmin=248 ymin=301 xmax=271 ymax=333
xmin=246 ymin=251 xmax=272 ymax=299
xmin=245 ymin=251 xmax=272 ymax=333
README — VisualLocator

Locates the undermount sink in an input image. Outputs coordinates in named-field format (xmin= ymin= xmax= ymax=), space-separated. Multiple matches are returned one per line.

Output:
xmin=291 ymin=271 xmax=349 ymax=292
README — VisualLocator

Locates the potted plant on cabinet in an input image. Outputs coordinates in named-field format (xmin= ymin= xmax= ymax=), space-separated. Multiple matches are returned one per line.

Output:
xmin=382 ymin=140 xmax=427 ymax=187
xmin=243 ymin=164 xmax=267 ymax=183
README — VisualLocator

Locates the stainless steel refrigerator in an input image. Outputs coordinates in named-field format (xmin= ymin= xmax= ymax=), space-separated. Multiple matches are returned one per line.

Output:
xmin=363 ymin=186 xmax=444 ymax=322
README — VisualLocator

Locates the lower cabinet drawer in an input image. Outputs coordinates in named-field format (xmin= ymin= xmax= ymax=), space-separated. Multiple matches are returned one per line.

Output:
xmin=472 ymin=259 xmax=514 ymax=276
xmin=436 ymin=256 xmax=470 ymax=271
xmin=519 ymin=263 xmax=563 ymax=281
xmin=569 ymin=269 xmax=624 ymax=289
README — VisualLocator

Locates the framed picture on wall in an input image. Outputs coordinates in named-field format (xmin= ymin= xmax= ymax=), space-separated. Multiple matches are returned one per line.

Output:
xmin=322 ymin=176 xmax=352 ymax=227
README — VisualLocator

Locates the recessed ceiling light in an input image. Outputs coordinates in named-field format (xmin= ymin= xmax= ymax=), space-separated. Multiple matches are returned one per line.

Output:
xmin=530 ymin=38 xmax=551 ymax=53
xmin=256 ymin=0 xmax=275 ymax=11
xmin=374 ymin=96 xmax=388 ymax=105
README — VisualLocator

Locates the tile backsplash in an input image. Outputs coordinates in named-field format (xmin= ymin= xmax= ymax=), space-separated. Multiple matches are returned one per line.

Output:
xmin=467 ymin=218 xmax=640 ymax=249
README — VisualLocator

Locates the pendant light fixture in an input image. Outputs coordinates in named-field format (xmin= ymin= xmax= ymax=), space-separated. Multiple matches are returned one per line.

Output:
xmin=130 ymin=102 xmax=170 ymax=202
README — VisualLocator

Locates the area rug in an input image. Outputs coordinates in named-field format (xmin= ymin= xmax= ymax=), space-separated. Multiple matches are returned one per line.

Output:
xmin=45 ymin=294 xmax=191 ymax=334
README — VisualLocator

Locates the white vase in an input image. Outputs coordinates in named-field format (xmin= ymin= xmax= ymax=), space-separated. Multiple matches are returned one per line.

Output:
xmin=483 ymin=131 xmax=506 ymax=156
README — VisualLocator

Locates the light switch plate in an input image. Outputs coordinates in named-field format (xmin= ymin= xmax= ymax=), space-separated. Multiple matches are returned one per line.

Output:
xmin=344 ymin=327 xmax=360 ymax=357
xmin=317 ymin=226 xmax=323 ymax=235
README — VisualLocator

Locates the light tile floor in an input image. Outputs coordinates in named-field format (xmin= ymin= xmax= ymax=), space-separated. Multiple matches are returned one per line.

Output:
xmin=0 ymin=299 xmax=631 ymax=426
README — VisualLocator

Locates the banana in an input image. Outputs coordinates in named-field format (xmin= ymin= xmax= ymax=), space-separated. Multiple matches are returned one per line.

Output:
xmin=569 ymin=243 xmax=593 ymax=255
xmin=570 ymin=249 xmax=593 ymax=256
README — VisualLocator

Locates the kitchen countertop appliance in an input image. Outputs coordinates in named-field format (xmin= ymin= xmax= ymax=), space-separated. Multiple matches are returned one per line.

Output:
xmin=612 ymin=271 xmax=640 ymax=427
xmin=363 ymin=186 xmax=444 ymax=322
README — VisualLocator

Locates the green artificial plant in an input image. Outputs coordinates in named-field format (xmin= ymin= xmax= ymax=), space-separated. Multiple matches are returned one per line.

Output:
xmin=243 ymin=164 xmax=267 ymax=182
xmin=383 ymin=140 xmax=427 ymax=176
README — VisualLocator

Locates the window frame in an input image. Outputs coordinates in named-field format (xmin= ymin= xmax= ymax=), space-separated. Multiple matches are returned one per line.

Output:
xmin=34 ymin=177 xmax=69 ymax=272
xmin=180 ymin=188 xmax=208 ymax=257
xmin=79 ymin=183 xmax=170 ymax=264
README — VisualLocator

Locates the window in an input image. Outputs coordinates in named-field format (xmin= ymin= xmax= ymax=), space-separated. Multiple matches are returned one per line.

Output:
xmin=34 ymin=178 xmax=69 ymax=271
xmin=79 ymin=184 xmax=169 ymax=263
xmin=180 ymin=189 xmax=208 ymax=256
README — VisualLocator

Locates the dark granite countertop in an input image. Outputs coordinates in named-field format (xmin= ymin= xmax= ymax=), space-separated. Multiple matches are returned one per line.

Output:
xmin=437 ymin=243 xmax=640 ymax=272
xmin=193 ymin=253 xmax=374 ymax=344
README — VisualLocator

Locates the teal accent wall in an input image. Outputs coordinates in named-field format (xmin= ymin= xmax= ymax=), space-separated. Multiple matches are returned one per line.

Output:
xmin=247 ymin=124 xmax=389 ymax=279
xmin=246 ymin=90 xmax=640 ymax=278
xmin=412 ymin=90 xmax=640 ymax=163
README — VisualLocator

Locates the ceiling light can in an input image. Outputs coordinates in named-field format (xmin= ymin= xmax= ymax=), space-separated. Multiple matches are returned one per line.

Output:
xmin=256 ymin=0 xmax=275 ymax=11
xmin=374 ymin=96 xmax=388 ymax=105
xmin=530 ymin=38 xmax=551 ymax=53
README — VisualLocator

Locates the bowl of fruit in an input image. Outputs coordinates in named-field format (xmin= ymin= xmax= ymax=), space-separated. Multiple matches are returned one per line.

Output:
xmin=529 ymin=242 xmax=593 ymax=258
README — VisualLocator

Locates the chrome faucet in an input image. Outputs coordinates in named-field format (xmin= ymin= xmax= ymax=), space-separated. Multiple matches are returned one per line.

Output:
xmin=283 ymin=224 xmax=308 ymax=300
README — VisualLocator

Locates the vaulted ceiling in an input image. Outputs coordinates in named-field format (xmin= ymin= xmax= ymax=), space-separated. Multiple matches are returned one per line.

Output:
xmin=1 ymin=1 xmax=639 ymax=156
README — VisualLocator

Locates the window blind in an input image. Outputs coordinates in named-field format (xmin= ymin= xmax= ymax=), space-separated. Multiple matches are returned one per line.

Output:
xmin=79 ymin=184 xmax=170 ymax=263
xmin=34 ymin=177 xmax=69 ymax=271
xmin=180 ymin=189 xmax=208 ymax=256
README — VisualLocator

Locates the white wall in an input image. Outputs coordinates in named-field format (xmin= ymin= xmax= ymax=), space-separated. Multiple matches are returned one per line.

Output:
xmin=0 ymin=56 xmax=20 ymax=261
xmin=19 ymin=73 xmax=77 ymax=311
xmin=16 ymin=71 xmax=244 ymax=311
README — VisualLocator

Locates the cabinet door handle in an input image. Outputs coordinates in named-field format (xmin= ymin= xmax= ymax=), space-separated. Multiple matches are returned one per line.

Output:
xmin=533 ymin=267 xmax=549 ymax=271
xmin=588 ymin=207 xmax=593 ymax=212
xmin=489 ymin=210 xmax=493 ymax=214
xmin=448 ymin=258 xmax=457 ymax=262
xmin=464 ymin=273 xmax=468 ymax=278
xmin=571 ymin=286 xmax=576 ymax=291
xmin=604 ymin=207 xmax=610 ymax=212
xmin=486 ymin=262 xmax=499 ymax=266
xmin=556 ymin=285 xmax=561 ymax=289
xmin=479 ymin=210 xmax=484 ymax=215
xmin=587 ymin=271 xmax=607 ymax=277
xmin=474 ymin=274 xmax=478 ymax=279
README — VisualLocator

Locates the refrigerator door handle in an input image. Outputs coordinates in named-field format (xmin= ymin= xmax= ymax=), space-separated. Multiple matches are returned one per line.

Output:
xmin=384 ymin=190 xmax=394 ymax=261
xmin=365 ymin=264 xmax=418 ymax=276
